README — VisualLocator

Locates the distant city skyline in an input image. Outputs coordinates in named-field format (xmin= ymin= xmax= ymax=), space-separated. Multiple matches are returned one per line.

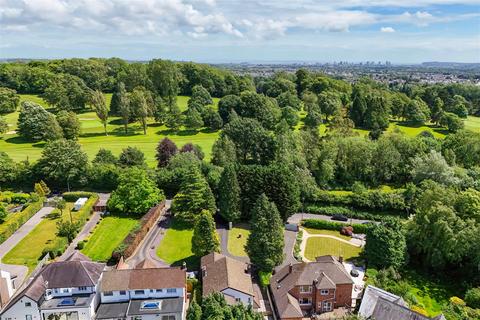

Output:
xmin=1 ymin=0 xmax=479 ymax=63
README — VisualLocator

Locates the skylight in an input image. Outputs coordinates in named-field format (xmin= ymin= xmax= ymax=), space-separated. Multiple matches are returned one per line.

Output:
xmin=58 ymin=297 xmax=76 ymax=307
xmin=141 ymin=300 xmax=162 ymax=310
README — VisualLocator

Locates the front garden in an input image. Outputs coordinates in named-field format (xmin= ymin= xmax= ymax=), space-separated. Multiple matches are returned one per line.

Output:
xmin=227 ymin=224 xmax=250 ymax=257
xmin=156 ymin=218 xmax=196 ymax=268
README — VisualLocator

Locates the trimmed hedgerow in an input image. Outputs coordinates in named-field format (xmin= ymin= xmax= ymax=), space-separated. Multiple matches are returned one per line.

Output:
xmin=0 ymin=197 xmax=44 ymax=245
xmin=302 ymin=218 xmax=370 ymax=234
xmin=62 ymin=191 xmax=95 ymax=202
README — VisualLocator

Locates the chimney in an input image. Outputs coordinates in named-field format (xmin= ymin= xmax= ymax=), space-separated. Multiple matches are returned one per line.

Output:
xmin=289 ymin=263 xmax=293 ymax=274
xmin=339 ymin=256 xmax=344 ymax=263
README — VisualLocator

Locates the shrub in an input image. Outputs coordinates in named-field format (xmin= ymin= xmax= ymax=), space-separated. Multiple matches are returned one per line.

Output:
xmin=450 ymin=296 xmax=466 ymax=306
xmin=302 ymin=219 xmax=370 ymax=234
xmin=341 ymin=226 xmax=353 ymax=236
xmin=74 ymin=194 xmax=99 ymax=226
xmin=465 ymin=287 xmax=480 ymax=309
xmin=304 ymin=204 xmax=406 ymax=221
xmin=41 ymin=237 xmax=68 ymax=258
xmin=76 ymin=240 xmax=85 ymax=250
xmin=293 ymin=230 xmax=303 ymax=261
xmin=0 ymin=198 xmax=44 ymax=245
xmin=62 ymin=191 xmax=94 ymax=202
xmin=259 ymin=271 xmax=272 ymax=287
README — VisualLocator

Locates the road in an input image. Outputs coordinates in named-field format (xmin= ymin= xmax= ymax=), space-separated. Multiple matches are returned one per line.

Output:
xmin=60 ymin=211 xmax=102 ymax=260
xmin=125 ymin=200 xmax=171 ymax=268
xmin=0 ymin=206 xmax=54 ymax=288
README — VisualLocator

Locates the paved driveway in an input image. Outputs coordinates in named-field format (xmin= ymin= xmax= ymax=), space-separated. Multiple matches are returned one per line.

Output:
xmin=0 ymin=206 xmax=54 ymax=288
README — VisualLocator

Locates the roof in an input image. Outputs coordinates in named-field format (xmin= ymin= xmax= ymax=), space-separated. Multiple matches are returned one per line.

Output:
xmin=201 ymin=252 xmax=254 ymax=297
xmin=40 ymin=293 xmax=95 ymax=310
xmin=127 ymin=297 xmax=184 ymax=315
xmin=1 ymin=254 xmax=105 ymax=315
xmin=270 ymin=256 xmax=353 ymax=319
xmin=358 ymin=285 xmax=407 ymax=318
xmin=372 ymin=296 xmax=444 ymax=320
xmin=100 ymin=268 xmax=186 ymax=292
xmin=96 ymin=302 xmax=130 ymax=319
xmin=74 ymin=197 xmax=88 ymax=205
xmin=135 ymin=258 xmax=163 ymax=269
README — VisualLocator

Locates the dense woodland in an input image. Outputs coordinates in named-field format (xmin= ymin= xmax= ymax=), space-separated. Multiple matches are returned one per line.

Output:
xmin=0 ymin=58 xmax=480 ymax=319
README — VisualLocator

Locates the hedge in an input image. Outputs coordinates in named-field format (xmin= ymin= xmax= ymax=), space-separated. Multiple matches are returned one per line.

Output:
xmin=304 ymin=204 xmax=406 ymax=221
xmin=112 ymin=201 xmax=166 ymax=260
xmin=62 ymin=191 xmax=95 ymax=202
xmin=74 ymin=194 xmax=99 ymax=226
xmin=0 ymin=192 xmax=30 ymax=204
xmin=302 ymin=218 xmax=370 ymax=234
xmin=0 ymin=198 xmax=44 ymax=245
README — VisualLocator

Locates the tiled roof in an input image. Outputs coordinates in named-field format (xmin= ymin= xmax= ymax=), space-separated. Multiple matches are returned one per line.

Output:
xmin=100 ymin=268 xmax=186 ymax=292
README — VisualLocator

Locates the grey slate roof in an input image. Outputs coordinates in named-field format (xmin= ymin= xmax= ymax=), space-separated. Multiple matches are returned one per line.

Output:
xmin=358 ymin=285 xmax=407 ymax=318
xmin=95 ymin=302 xmax=129 ymax=319
xmin=127 ymin=297 xmax=184 ymax=315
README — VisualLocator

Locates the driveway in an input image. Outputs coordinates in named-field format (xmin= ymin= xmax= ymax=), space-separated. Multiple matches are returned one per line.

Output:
xmin=0 ymin=206 xmax=54 ymax=288
xmin=125 ymin=200 xmax=171 ymax=268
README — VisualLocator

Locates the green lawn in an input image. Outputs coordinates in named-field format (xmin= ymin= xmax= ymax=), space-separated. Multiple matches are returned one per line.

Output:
xmin=304 ymin=237 xmax=361 ymax=261
xmin=227 ymin=224 xmax=250 ymax=257
xmin=0 ymin=94 xmax=220 ymax=166
xmin=2 ymin=203 xmax=76 ymax=272
xmin=302 ymin=228 xmax=352 ymax=241
xmin=465 ymin=115 xmax=480 ymax=132
xmin=156 ymin=218 xmax=197 ymax=268
xmin=81 ymin=215 xmax=139 ymax=262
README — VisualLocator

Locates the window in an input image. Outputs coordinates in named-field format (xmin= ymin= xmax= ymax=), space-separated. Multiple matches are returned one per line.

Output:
xmin=25 ymin=316 xmax=32 ymax=320
xmin=323 ymin=301 xmax=332 ymax=311
xmin=156 ymin=289 xmax=163 ymax=293
xmin=62 ymin=288 xmax=69 ymax=293
xmin=161 ymin=316 xmax=175 ymax=320
xmin=119 ymin=290 xmax=127 ymax=295
xmin=166 ymin=288 xmax=176 ymax=293
xmin=299 ymin=285 xmax=311 ymax=293
xmin=103 ymin=291 xmax=114 ymax=296
xmin=235 ymin=298 xmax=241 ymax=303
xmin=134 ymin=290 xmax=145 ymax=295
xmin=320 ymin=289 xmax=329 ymax=295
xmin=299 ymin=297 xmax=311 ymax=305
xmin=25 ymin=302 xmax=31 ymax=307
xmin=78 ymin=286 xmax=87 ymax=291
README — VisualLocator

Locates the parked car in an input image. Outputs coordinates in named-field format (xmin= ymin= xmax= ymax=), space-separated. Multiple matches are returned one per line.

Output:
xmin=332 ymin=214 xmax=348 ymax=222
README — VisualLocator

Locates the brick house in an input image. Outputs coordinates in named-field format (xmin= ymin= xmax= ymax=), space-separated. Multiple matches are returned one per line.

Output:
xmin=270 ymin=256 xmax=354 ymax=319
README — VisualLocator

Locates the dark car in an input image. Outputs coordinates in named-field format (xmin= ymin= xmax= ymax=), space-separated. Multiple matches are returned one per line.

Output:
xmin=331 ymin=214 xmax=348 ymax=222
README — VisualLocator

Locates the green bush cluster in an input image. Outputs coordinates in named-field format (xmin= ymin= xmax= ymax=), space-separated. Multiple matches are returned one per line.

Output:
xmin=0 ymin=198 xmax=44 ymax=244
xmin=62 ymin=191 xmax=95 ymax=202
xmin=304 ymin=204 xmax=405 ymax=221
xmin=0 ymin=192 xmax=30 ymax=204
xmin=293 ymin=229 xmax=303 ymax=261
xmin=312 ymin=189 xmax=406 ymax=212
xmin=302 ymin=218 xmax=370 ymax=234
xmin=74 ymin=194 xmax=98 ymax=226
xmin=41 ymin=237 xmax=68 ymax=259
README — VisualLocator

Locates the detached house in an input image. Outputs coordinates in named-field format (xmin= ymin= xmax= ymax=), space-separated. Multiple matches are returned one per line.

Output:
xmin=270 ymin=256 xmax=354 ymax=319
xmin=200 ymin=253 xmax=257 ymax=308
xmin=0 ymin=252 xmax=105 ymax=320
xmin=95 ymin=266 xmax=187 ymax=320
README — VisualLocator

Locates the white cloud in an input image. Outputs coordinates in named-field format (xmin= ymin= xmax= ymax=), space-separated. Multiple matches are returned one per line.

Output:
xmin=380 ymin=26 xmax=396 ymax=32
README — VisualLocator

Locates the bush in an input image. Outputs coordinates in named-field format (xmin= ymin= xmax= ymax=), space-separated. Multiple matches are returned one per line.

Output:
xmin=62 ymin=191 xmax=94 ymax=202
xmin=293 ymin=230 xmax=303 ymax=261
xmin=41 ymin=237 xmax=68 ymax=258
xmin=76 ymin=240 xmax=85 ymax=250
xmin=0 ymin=192 xmax=30 ymax=204
xmin=304 ymin=204 xmax=405 ymax=221
xmin=259 ymin=271 xmax=272 ymax=288
xmin=465 ymin=287 xmax=480 ymax=309
xmin=302 ymin=219 xmax=370 ymax=234
xmin=0 ymin=198 xmax=44 ymax=245
xmin=74 ymin=194 xmax=99 ymax=226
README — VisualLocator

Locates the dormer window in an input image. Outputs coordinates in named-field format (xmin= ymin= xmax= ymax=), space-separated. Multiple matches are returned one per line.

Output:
xmin=299 ymin=285 xmax=312 ymax=293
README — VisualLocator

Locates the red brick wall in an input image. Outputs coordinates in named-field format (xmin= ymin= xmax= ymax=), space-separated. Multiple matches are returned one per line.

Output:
xmin=334 ymin=283 xmax=353 ymax=308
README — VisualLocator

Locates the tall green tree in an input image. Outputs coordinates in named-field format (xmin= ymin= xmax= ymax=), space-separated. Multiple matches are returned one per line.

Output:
xmin=156 ymin=137 xmax=178 ymax=168
xmin=56 ymin=110 xmax=81 ymax=140
xmin=318 ymin=90 xmax=342 ymax=122
xmin=110 ymin=82 xmax=127 ymax=115
xmin=0 ymin=87 xmax=20 ymax=114
xmin=171 ymin=167 xmax=216 ymax=224
xmin=185 ymin=108 xmax=204 ymax=130
xmin=148 ymin=59 xmax=179 ymax=108
xmin=246 ymin=194 xmax=284 ymax=272
xmin=129 ymin=87 xmax=151 ymax=135
xmin=211 ymin=135 xmax=236 ymax=167
xmin=0 ymin=116 xmax=7 ymax=134
xmin=17 ymin=101 xmax=63 ymax=141
xmin=118 ymin=146 xmax=146 ymax=167
xmin=218 ymin=165 xmax=241 ymax=223
xmin=43 ymin=73 xmax=89 ymax=111
xmin=192 ymin=210 xmax=220 ymax=257
xmin=108 ymin=167 xmax=164 ymax=214
xmin=165 ymin=102 xmax=183 ymax=131
xmin=91 ymin=90 xmax=109 ymax=135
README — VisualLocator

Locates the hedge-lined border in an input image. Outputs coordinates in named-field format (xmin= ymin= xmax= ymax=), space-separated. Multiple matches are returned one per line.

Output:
xmin=302 ymin=218 xmax=370 ymax=234
xmin=0 ymin=198 xmax=44 ymax=245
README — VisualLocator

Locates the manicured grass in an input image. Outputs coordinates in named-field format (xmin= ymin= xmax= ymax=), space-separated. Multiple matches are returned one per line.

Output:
xmin=302 ymin=228 xmax=352 ymax=241
xmin=81 ymin=215 xmax=138 ymax=262
xmin=227 ymin=224 xmax=250 ymax=257
xmin=156 ymin=218 xmax=197 ymax=268
xmin=304 ymin=237 xmax=361 ymax=261
xmin=0 ymin=94 xmax=220 ymax=166
xmin=2 ymin=203 xmax=76 ymax=272
xmin=465 ymin=115 xmax=480 ymax=132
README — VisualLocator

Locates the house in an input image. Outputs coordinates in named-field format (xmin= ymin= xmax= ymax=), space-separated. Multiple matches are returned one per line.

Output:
xmin=74 ymin=198 xmax=88 ymax=211
xmin=95 ymin=267 xmax=187 ymax=320
xmin=269 ymin=256 xmax=354 ymax=319
xmin=0 ymin=270 xmax=15 ymax=308
xmin=200 ymin=253 xmax=257 ymax=308
xmin=0 ymin=251 xmax=105 ymax=320
xmin=358 ymin=285 xmax=446 ymax=320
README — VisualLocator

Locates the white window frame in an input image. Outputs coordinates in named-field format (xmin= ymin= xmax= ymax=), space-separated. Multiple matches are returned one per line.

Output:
xmin=299 ymin=297 xmax=312 ymax=305
xmin=323 ymin=301 xmax=332 ymax=311
xmin=299 ymin=285 xmax=312 ymax=293
xmin=320 ymin=289 xmax=329 ymax=295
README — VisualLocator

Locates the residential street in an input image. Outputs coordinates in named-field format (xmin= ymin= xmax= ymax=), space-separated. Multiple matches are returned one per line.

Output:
xmin=0 ymin=206 xmax=54 ymax=288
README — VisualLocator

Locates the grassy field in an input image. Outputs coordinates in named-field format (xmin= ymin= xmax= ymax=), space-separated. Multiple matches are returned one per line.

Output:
xmin=81 ymin=215 xmax=139 ymax=262
xmin=304 ymin=237 xmax=362 ymax=261
xmin=2 ymin=203 xmax=76 ymax=272
xmin=227 ymin=224 xmax=250 ymax=257
xmin=302 ymin=228 xmax=352 ymax=241
xmin=0 ymin=94 xmax=220 ymax=166
xmin=156 ymin=218 xmax=197 ymax=268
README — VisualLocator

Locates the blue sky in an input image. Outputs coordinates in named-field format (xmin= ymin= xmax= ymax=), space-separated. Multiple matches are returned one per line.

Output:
xmin=0 ymin=0 xmax=479 ymax=63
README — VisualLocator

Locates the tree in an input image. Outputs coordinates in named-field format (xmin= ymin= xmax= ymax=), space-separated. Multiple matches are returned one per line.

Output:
xmin=180 ymin=143 xmax=205 ymax=160
xmin=165 ymin=102 xmax=183 ymax=131
xmin=17 ymin=101 xmax=63 ymax=141
xmin=211 ymin=135 xmax=236 ymax=167
xmin=365 ymin=218 xmax=407 ymax=269
xmin=118 ymin=146 xmax=146 ymax=167
xmin=201 ymin=107 xmax=223 ymax=130
xmin=56 ymin=220 xmax=80 ymax=243
xmin=0 ymin=116 xmax=7 ymax=134
xmin=34 ymin=183 xmax=46 ymax=197
xmin=0 ymin=87 xmax=20 ymax=114
xmin=465 ymin=287 xmax=480 ymax=309
xmin=108 ymin=167 xmax=164 ymax=214
xmin=440 ymin=112 xmax=464 ymax=133
xmin=43 ymin=73 xmax=89 ymax=111
xmin=56 ymin=111 xmax=81 ymax=140
xmin=218 ymin=94 xmax=242 ymax=123
xmin=110 ymin=82 xmax=126 ymax=115
xmin=35 ymin=139 xmax=88 ymax=190
xmin=56 ymin=198 xmax=67 ymax=217
xmin=349 ymin=84 xmax=368 ymax=127
xmin=93 ymin=148 xmax=117 ymax=165
xmin=186 ymin=300 xmax=202 ymax=320
xmin=281 ymin=106 xmax=299 ymax=128
xmin=0 ymin=152 xmax=17 ymax=186
xmin=156 ymin=138 xmax=178 ymax=168
xmin=185 ymin=108 xmax=204 ymax=130
xmin=171 ymin=167 xmax=216 ymax=224
xmin=246 ymin=194 xmax=284 ymax=272
xmin=218 ymin=165 xmax=241 ymax=223
xmin=411 ymin=150 xmax=458 ymax=186
xmin=91 ymin=90 xmax=109 ymax=135
xmin=129 ymin=87 xmax=152 ymax=135
xmin=119 ymin=90 xmax=131 ymax=134
xmin=189 ymin=85 xmax=213 ymax=108
xmin=148 ymin=59 xmax=179 ymax=108
xmin=0 ymin=204 xmax=7 ymax=222
xmin=450 ymin=95 xmax=469 ymax=118
xmin=404 ymin=99 xmax=430 ymax=125
xmin=318 ymin=90 xmax=342 ymax=122
xmin=277 ymin=91 xmax=301 ymax=110
xmin=39 ymin=180 xmax=51 ymax=195
xmin=192 ymin=210 xmax=220 ymax=257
